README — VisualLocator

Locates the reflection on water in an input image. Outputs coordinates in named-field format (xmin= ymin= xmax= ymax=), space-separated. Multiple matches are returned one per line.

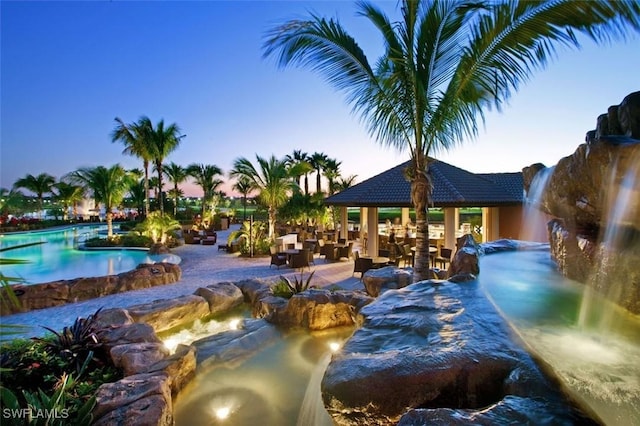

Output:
xmin=0 ymin=225 xmax=178 ymax=284
xmin=173 ymin=327 xmax=352 ymax=426
xmin=479 ymin=249 xmax=640 ymax=426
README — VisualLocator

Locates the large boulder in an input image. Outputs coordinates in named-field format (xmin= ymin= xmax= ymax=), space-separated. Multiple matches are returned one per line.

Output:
xmin=193 ymin=282 xmax=244 ymax=315
xmin=321 ymin=280 xmax=594 ymax=425
xmin=448 ymin=234 xmax=480 ymax=280
xmin=109 ymin=342 xmax=170 ymax=376
xmin=93 ymin=373 xmax=173 ymax=426
xmin=269 ymin=288 xmax=373 ymax=330
xmin=362 ymin=266 xmax=413 ymax=297
xmin=127 ymin=294 xmax=210 ymax=333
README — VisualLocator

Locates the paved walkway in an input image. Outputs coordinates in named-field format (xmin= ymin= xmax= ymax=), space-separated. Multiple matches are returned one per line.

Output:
xmin=1 ymin=225 xmax=364 ymax=339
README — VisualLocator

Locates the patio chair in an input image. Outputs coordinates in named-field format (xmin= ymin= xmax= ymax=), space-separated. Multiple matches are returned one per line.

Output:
xmin=269 ymin=246 xmax=287 ymax=269
xmin=435 ymin=247 xmax=453 ymax=269
xmin=338 ymin=242 xmax=354 ymax=260
xmin=401 ymin=244 xmax=414 ymax=267
xmin=324 ymin=243 xmax=339 ymax=262
xmin=353 ymin=251 xmax=373 ymax=280
xmin=289 ymin=248 xmax=311 ymax=271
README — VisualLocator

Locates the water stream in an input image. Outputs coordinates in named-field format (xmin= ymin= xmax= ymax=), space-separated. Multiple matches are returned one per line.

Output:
xmin=172 ymin=326 xmax=351 ymax=426
xmin=521 ymin=166 xmax=554 ymax=242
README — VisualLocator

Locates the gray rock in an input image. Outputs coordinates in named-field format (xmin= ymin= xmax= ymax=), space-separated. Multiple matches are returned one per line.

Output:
xmin=194 ymin=282 xmax=244 ymax=315
xmin=127 ymin=294 xmax=210 ymax=333
xmin=362 ymin=266 xmax=413 ymax=297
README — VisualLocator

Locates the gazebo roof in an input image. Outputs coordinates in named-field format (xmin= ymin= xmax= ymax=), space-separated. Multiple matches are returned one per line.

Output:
xmin=325 ymin=159 xmax=523 ymax=208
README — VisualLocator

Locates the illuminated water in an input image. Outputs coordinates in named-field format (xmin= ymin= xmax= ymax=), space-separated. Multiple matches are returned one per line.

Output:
xmin=479 ymin=249 xmax=640 ymax=426
xmin=172 ymin=324 xmax=351 ymax=426
xmin=0 ymin=225 xmax=179 ymax=284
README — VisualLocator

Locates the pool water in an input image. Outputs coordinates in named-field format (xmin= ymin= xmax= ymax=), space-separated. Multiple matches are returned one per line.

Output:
xmin=0 ymin=225 xmax=179 ymax=284
xmin=479 ymin=249 xmax=640 ymax=426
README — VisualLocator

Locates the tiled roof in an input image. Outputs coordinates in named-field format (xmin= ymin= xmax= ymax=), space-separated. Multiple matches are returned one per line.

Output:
xmin=325 ymin=159 xmax=523 ymax=207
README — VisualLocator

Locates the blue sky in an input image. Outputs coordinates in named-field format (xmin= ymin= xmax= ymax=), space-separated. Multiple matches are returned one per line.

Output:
xmin=1 ymin=1 xmax=639 ymax=197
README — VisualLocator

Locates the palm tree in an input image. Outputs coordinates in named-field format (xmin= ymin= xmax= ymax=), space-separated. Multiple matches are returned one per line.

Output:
xmin=163 ymin=162 xmax=188 ymax=216
xmin=112 ymin=116 xmax=154 ymax=218
xmin=285 ymin=150 xmax=312 ymax=194
xmin=334 ymin=175 xmax=358 ymax=194
xmin=187 ymin=163 xmax=224 ymax=218
xmin=308 ymin=152 xmax=328 ymax=194
xmin=13 ymin=173 xmax=56 ymax=219
xmin=232 ymin=176 xmax=254 ymax=221
xmin=147 ymin=119 xmax=185 ymax=216
xmin=67 ymin=165 xmax=133 ymax=238
xmin=263 ymin=0 xmax=640 ymax=281
xmin=0 ymin=188 xmax=25 ymax=217
xmin=52 ymin=181 xmax=85 ymax=220
xmin=323 ymin=157 xmax=342 ymax=196
xmin=229 ymin=155 xmax=301 ymax=239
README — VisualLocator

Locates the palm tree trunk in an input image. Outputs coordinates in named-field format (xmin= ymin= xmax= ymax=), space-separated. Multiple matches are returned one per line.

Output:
xmin=157 ymin=163 xmax=165 ymax=216
xmin=173 ymin=184 xmax=179 ymax=217
xmin=143 ymin=161 xmax=150 ymax=218
xmin=410 ymin=162 xmax=433 ymax=282
xmin=268 ymin=206 xmax=276 ymax=239
xmin=316 ymin=171 xmax=322 ymax=194
xmin=106 ymin=210 xmax=114 ymax=238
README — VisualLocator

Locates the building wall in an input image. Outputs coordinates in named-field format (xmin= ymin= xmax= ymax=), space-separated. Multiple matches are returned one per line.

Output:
xmin=498 ymin=205 xmax=525 ymax=240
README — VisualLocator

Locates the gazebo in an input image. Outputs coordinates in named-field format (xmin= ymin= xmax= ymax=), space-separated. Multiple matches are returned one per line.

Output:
xmin=324 ymin=159 xmax=524 ymax=256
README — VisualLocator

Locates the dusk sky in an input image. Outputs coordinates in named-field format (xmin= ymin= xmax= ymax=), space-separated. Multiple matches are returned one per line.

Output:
xmin=2 ymin=1 xmax=639 ymax=197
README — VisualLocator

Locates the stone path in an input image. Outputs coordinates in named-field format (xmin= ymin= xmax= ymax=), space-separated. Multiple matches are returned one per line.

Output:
xmin=1 ymin=225 xmax=364 ymax=338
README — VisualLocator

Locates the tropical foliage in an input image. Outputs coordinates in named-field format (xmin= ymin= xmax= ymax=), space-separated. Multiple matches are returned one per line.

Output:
xmin=229 ymin=155 xmax=302 ymax=239
xmin=13 ymin=173 xmax=56 ymax=219
xmin=227 ymin=220 xmax=270 ymax=256
xmin=66 ymin=165 xmax=134 ymax=238
xmin=263 ymin=0 xmax=640 ymax=280
xmin=134 ymin=211 xmax=181 ymax=245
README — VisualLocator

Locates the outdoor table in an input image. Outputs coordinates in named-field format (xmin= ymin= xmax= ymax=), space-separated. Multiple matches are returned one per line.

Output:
xmin=362 ymin=256 xmax=390 ymax=267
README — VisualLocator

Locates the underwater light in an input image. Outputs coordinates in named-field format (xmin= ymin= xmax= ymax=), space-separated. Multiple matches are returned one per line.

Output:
xmin=215 ymin=406 xmax=231 ymax=420
xmin=329 ymin=341 xmax=341 ymax=352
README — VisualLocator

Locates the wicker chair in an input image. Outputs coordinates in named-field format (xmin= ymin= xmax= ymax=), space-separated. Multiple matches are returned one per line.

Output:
xmin=269 ymin=246 xmax=287 ymax=269
xmin=353 ymin=251 xmax=373 ymax=280
xmin=435 ymin=247 xmax=453 ymax=269
xmin=289 ymin=248 xmax=311 ymax=271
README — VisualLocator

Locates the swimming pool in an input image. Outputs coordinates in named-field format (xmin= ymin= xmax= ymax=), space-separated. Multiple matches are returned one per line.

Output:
xmin=0 ymin=225 xmax=180 ymax=284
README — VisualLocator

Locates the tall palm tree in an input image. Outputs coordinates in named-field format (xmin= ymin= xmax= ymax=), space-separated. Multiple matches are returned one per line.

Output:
xmin=147 ymin=119 xmax=185 ymax=216
xmin=13 ymin=173 xmax=56 ymax=219
xmin=232 ymin=176 xmax=254 ymax=221
xmin=0 ymin=188 xmax=25 ymax=217
xmin=285 ymin=150 xmax=312 ymax=194
xmin=323 ymin=157 xmax=342 ymax=196
xmin=163 ymin=162 xmax=188 ymax=216
xmin=67 ymin=165 xmax=133 ymax=238
xmin=187 ymin=163 xmax=224 ymax=218
xmin=308 ymin=152 xmax=328 ymax=194
xmin=112 ymin=116 xmax=154 ymax=218
xmin=53 ymin=181 xmax=85 ymax=220
xmin=229 ymin=155 xmax=301 ymax=239
xmin=263 ymin=0 xmax=640 ymax=281
xmin=334 ymin=175 xmax=358 ymax=194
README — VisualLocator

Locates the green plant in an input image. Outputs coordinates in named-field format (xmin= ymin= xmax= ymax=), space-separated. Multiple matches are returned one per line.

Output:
xmin=134 ymin=211 xmax=181 ymax=244
xmin=0 ymin=366 xmax=96 ymax=426
xmin=228 ymin=220 xmax=270 ymax=256
xmin=280 ymin=271 xmax=315 ymax=295
xmin=270 ymin=280 xmax=294 ymax=299
xmin=33 ymin=308 xmax=104 ymax=373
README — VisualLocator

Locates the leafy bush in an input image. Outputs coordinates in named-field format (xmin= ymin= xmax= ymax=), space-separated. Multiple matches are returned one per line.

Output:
xmin=84 ymin=234 xmax=153 ymax=248
xmin=0 ymin=309 xmax=122 ymax=424
xmin=271 ymin=280 xmax=294 ymax=299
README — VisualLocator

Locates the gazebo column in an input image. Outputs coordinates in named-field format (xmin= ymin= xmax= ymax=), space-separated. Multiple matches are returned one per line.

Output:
xmin=482 ymin=207 xmax=500 ymax=242
xmin=401 ymin=207 xmax=410 ymax=226
xmin=340 ymin=206 xmax=348 ymax=240
xmin=443 ymin=207 xmax=456 ymax=249
xmin=367 ymin=207 xmax=379 ymax=256
xmin=360 ymin=207 xmax=368 ymax=244
xmin=454 ymin=208 xmax=460 ymax=235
